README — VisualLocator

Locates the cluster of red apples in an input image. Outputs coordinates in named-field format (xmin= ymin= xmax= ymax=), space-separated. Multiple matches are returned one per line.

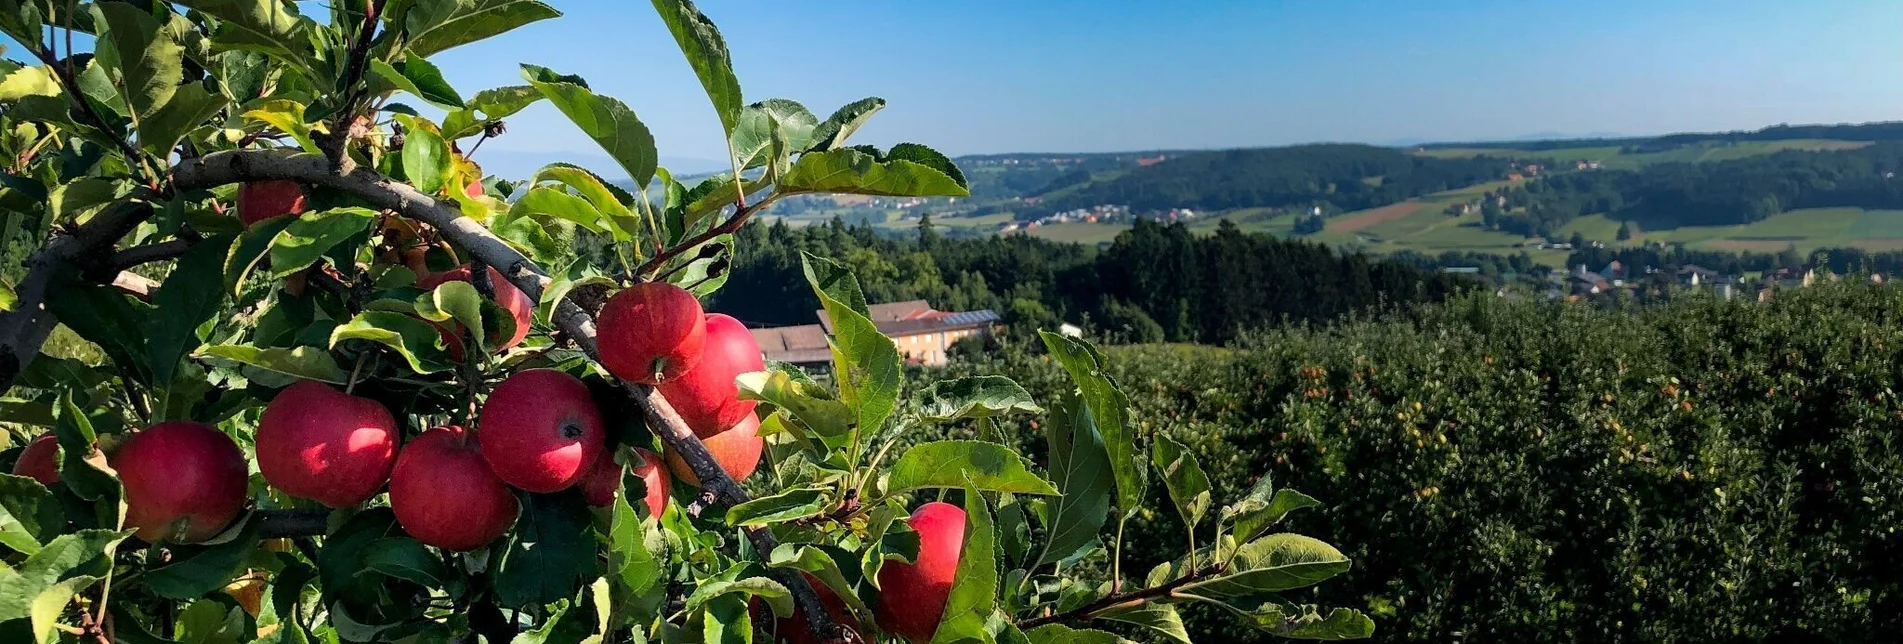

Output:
xmin=12 ymin=180 xmax=972 ymax=643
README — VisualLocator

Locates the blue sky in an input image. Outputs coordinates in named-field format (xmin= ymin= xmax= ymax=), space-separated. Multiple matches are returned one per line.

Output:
xmin=437 ymin=0 xmax=1903 ymax=175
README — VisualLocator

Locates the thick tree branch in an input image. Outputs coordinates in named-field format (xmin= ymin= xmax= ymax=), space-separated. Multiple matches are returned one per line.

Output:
xmin=0 ymin=202 xmax=154 ymax=393
xmin=106 ymin=239 xmax=193 ymax=273
xmin=168 ymin=149 xmax=855 ymax=644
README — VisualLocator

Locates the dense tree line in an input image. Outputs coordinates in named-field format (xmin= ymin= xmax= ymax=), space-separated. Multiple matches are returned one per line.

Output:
xmin=1027 ymin=144 xmax=1513 ymax=217
xmin=929 ymin=281 xmax=1903 ymax=642
xmin=1489 ymin=142 xmax=1903 ymax=236
xmin=710 ymin=217 xmax=1472 ymax=343
xmin=1420 ymin=120 xmax=1903 ymax=151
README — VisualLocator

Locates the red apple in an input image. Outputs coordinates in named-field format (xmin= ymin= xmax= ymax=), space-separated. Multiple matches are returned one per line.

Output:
xmin=256 ymin=381 xmax=399 ymax=508
xmin=112 ymin=422 xmax=249 ymax=544
xmin=418 ymin=264 xmax=535 ymax=358
xmin=390 ymin=425 xmax=518 ymax=551
xmin=478 ymin=368 xmax=605 ymax=493
xmin=752 ymin=572 xmax=864 ymax=644
xmin=659 ymin=314 xmax=765 ymax=435
xmin=581 ymin=448 xmax=670 ymax=518
xmin=665 ymin=413 xmax=763 ymax=488
xmin=238 ymin=180 xmax=306 ymax=226
xmin=875 ymin=501 xmax=967 ymax=643
xmin=12 ymin=434 xmax=58 ymax=486
xmin=597 ymin=282 xmax=707 ymax=385
xmin=465 ymin=179 xmax=485 ymax=199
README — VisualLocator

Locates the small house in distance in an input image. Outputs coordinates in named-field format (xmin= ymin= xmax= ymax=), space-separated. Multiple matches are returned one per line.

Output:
xmin=751 ymin=299 xmax=1000 ymax=368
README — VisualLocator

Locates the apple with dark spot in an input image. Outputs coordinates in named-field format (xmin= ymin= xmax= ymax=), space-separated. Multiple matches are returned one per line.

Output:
xmin=479 ymin=368 xmax=605 ymax=493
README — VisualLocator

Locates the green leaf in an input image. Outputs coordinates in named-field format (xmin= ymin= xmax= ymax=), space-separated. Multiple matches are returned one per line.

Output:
xmin=886 ymin=441 xmax=1058 ymax=496
xmin=406 ymin=0 xmax=561 ymax=58
xmin=329 ymin=311 xmax=451 ymax=374
xmin=724 ymin=486 xmax=827 ymax=527
xmin=735 ymin=370 xmax=852 ymax=438
xmin=0 ymin=65 xmax=59 ymax=101
xmin=316 ymin=509 xmax=400 ymax=602
xmin=1222 ymin=477 xmax=1321 ymax=546
xmin=360 ymin=537 xmax=446 ymax=587
xmin=0 ymin=529 xmax=129 ymax=626
xmin=176 ymin=598 xmax=248 ymax=644
xmin=1035 ymin=392 xmax=1112 ymax=568
xmin=930 ymin=486 xmax=996 ymax=644
xmin=537 ymin=272 xmax=615 ymax=326
xmin=521 ymin=64 xmax=658 ymax=188
xmin=1193 ymin=597 xmax=1374 ymax=640
xmin=414 ymin=280 xmax=488 ymax=353
xmin=1022 ymin=624 xmax=1132 ymax=644
xmin=51 ymin=395 xmax=117 ymax=503
xmin=512 ymin=186 xmax=609 ymax=234
xmin=173 ymin=0 xmax=314 ymax=71
xmin=370 ymin=57 xmax=463 ymax=109
xmin=683 ymin=565 xmax=791 ymax=618
xmin=1095 ymin=603 xmax=1189 ymax=644
xmin=530 ymin=163 xmax=636 ymax=221
xmin=780 ymin=147 xmax=970 ymax=198
xmin=1151 ymin=436 xmax=1212 ymax=533
xmin=0 ymin=475 xmax=62 ymax=556
xmin=140 ymin=519 xmax=260 ymax=599
xmin=916 ymin=376 xmax=1042 ymax=424
xmin=807 ymin=97 xmax=885 ymax=153
xmin=495 ymin=492 xmax=595 ymax=609
xmin=1039 ymin=332 xmax=1140 ymax=520
xmin=145 ymin=234 xmax=235 ymax=385
xmin=607 ymin=489 xmax=664 ymax=626
xmin=765 ymin=544 xmax=871 ymax=617
xmin=801 ymin=253 xmax=901 ymax=437
xmin=398 ymin=116 xmax=451 ymax=195
xmin=700 ymin=593 xmax=751 ymax=644
xmin=24 ymin=575 xmax=99 ymax=644
xmin=93 ymin=1 xmax=185 ymax=118
xmin=138 ymin=79 xmax=227 ymax=158
xmin=241 ymin=100 xmax=319 ymax=154
xmin=195 ymin=345 xmax=348 ymax=383
xmin=268 ymin=207 xmax=377 ymax=279
xmin=650 ymin=0 xmax=743 ymax=133
xmin=49 ymin=178 xmax=127 ymax=225
xmin=224 ymin=214 xmax=298 ymax=295
xmin=1177 ymin=534 xmax=1351 ymax=599
xmin=442 ymin=85 xmax=544 ymax=139
xmin=729 ymin=98 xmax=816 ymax=171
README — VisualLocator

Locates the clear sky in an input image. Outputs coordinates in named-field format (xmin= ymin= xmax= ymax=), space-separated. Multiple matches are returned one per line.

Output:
xmin=436 ymin=0 xmax=1903 ymax=175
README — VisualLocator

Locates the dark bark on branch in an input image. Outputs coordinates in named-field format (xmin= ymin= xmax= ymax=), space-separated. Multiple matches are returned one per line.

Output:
xmin=106 ymin=239 xmax=193 ymax=273
xmin=167 ymin=150 xmax=853 ymax=643
xmin=0 ymin=202 xmax=154 ymax=393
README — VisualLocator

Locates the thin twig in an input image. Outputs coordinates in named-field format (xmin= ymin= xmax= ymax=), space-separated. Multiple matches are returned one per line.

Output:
xmin=1015 ymin=564 xmax=1220 ymax=630
xmin=632 ymin=197 xmax=776 ymax=277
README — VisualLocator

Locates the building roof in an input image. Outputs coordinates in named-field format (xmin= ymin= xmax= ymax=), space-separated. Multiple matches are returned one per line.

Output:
xmin=816 ymin=299 xmax=935 ymax=334
xmin=751 ymin=324 xmax=832 ymax=365
xmin=876 ymin=310 xmax=1000 ymax=337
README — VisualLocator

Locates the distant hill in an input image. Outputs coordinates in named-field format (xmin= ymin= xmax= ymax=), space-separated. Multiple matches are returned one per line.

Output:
xmin=1021 ymin=144 xmax=1512 ymax=217
xmin=1417 ymin=120 xmax=1903 ymax=151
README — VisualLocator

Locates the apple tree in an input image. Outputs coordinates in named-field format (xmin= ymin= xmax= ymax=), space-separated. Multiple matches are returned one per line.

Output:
xmin=0 ymin=1 xmax=1372 ymax=642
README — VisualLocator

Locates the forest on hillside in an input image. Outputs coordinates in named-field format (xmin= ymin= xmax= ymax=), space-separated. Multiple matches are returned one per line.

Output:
xmin=1485 ymin=142 xmax=1903 ymax=236
xmin=1021 ymin=144 xmax=1514 ymax=217
xmin=708 ymin=217 xmax=1473 ymax=343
